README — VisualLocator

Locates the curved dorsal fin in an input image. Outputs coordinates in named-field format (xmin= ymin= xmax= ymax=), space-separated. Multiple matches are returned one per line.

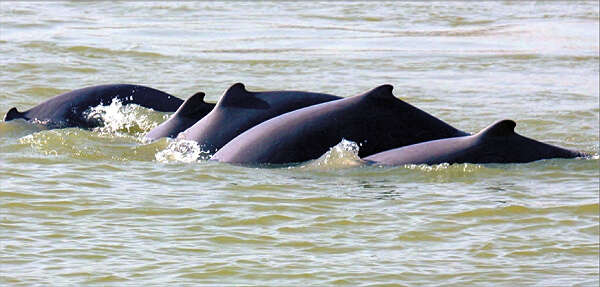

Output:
xmin=361 ymin=84 xmax=395 ymax=100
xmin=175 ymin=91 xmax=207 ymax=117
xmin=4 ymin=107 xmax=24 ymax=121
xmin=190 ymin=91 xmax=206 ymax=101
xmin=478 ymin=119 xmax=516 ymax=137
xmin=218 ymin=83 xmax=251 ymax=107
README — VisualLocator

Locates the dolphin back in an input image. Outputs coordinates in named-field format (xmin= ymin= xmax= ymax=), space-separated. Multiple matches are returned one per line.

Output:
xmin=177 ymin=82 xmax=341 ymax=152
xmin=3 ymin=84 xmax=184 ymax=128
xmin=212 ymin=84 xmax=468 ymax=165
xmin=364 ymin=119 xmax=584 ymax=165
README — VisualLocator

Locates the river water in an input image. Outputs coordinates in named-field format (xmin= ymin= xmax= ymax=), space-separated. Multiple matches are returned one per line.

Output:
xmin=0 ymin=1 xmax=598 ymax=286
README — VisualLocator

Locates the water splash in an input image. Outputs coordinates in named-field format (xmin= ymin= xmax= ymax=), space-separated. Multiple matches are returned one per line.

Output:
xmin=155 ymin=139 xmax=211 ymax=163
xmin=299 ymin=139 xmax=365 ymax=170
xmin=84 ymin=98 xmax=166 ymax=137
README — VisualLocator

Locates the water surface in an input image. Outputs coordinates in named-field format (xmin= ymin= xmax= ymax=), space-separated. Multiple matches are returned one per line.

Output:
xmin=1 ymin=2 xmax=598 ymax=286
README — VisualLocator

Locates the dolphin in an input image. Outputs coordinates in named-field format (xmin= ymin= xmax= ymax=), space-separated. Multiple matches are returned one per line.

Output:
xmin=177 ymin=82 xmax=341 ymax=152
xmin=144 ymin=91 xmax=215 ymax=141
xmin=363 ymin=119 xmax=584 ymax=165
xmin=212 ymin=84 xmax=468 ymax=165
xmin=3 ymin=84 xmax=184 ymax=129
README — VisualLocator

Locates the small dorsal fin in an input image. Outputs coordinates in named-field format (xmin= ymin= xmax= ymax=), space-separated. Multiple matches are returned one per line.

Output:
xmin=362 ymin=84 xmax=395 ymax=100
xmin=175 ymin=91 xmax=207 ymax=117
xmin=190 ymin=91 xmax=205 ymax=101
xmin=4 ymin=107 xmax=24 ymax=121
xmin=478 ymin=119 xmax=516 ymax=137
xmin=218 ymin=83 xmax=252 ymax=107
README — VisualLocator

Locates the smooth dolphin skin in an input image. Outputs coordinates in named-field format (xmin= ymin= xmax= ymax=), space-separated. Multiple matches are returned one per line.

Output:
xmin=3 ymin=84 xmax=183 ymax=129
xmin=177 ymin=82 xmax=341 ymax=152
xmin=212 ymin=84 xmax=469 ymax=165
xmin=144 ymin=92 xmax=215 ymax=141
xmin=363 ymin=119 xmax=584 ymax=165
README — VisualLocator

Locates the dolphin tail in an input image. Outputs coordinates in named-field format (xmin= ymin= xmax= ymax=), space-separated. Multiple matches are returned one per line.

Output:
xmin=4 ymin=107 xmax=25 ymax=121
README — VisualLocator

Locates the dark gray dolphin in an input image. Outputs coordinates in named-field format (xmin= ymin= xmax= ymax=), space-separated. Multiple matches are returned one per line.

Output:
xmin=363 ymin=119 xmax=584 ymax=165
xmin=212 ymin=84 xmax=468 ymax=165
xmin=3 ymin=84 xmax=183 ymax=129
xmin=144 ymin=92 xmax=215 ymax=141
xmin=177 ymin=83 xmax=341 ymax=152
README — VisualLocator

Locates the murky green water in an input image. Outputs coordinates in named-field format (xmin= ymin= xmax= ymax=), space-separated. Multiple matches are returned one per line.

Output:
xmin=1 ymin=2 xmax=598 ymax=286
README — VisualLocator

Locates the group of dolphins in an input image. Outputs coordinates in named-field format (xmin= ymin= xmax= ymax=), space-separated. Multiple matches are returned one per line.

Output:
xmin=4 ymin=83 xmax=586 ymax=166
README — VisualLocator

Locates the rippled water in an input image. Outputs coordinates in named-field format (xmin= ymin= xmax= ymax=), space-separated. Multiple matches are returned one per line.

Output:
xmin=1 ymin=2 xmax=599 ymax=286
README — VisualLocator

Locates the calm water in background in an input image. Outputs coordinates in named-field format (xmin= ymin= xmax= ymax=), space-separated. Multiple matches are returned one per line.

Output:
xmin=0 ymin=1 xmax=599 ymax=286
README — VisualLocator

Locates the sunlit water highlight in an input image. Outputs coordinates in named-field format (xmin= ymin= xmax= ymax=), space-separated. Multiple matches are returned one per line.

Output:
xmin=1 ymin=1 xmax=598 ymax=286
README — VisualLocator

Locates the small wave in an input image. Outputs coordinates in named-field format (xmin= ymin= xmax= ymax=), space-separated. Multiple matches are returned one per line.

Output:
xmin=66 ymin=45 xmax=165 ymax=58
xmin=354 ymin=161 xmax=489 ymax=183
xmin=0 ymin=119 xmax=46 ymax=138
xmin=299 ymin=139 xmax=365 ymax=170
xmin=403 ymin=162 xmax=483 ymax=173
xmin=19 ymin=41 xmax=167 ymax=59
xmin=276 ymin=23 xmax=509 ymax=37
xmin=299 ymin=14 xmax=384 ymax=22
xmin=18 ymin=128 xmax=167 ymax=161
xmin=145 ymin=3 xmax=196 ymax=12
xmin=155 ymin=139 xmax=211 ymax=163
xmin=19 ymin=130 xmax=77 ymax=158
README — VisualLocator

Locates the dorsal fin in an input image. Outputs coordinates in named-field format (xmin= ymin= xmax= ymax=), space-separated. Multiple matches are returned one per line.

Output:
xmin=361 ymin=84 xmax=395 ymax=100
xmin=218 ymin=83 xmax=252 ymax=107
xmin=4 ymin=107 xmax=24 ymax=121
xmin=174 ymin=91 xmax=207 ymax=117
xmin=478 ymin=119 xmax=516 ymax=137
